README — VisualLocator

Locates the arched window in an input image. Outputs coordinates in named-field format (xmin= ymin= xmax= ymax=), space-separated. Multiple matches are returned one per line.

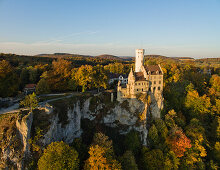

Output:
xmin=158 ymin=87 xmax=160 ymax=90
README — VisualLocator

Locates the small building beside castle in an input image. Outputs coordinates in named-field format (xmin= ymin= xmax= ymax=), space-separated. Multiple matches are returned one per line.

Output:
xmin=117 ymin=49 xmax=163 ymax=101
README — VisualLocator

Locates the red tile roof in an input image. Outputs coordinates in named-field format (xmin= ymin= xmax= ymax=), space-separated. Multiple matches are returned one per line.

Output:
xmin=24 ymin=84 xmax=36 ymax=89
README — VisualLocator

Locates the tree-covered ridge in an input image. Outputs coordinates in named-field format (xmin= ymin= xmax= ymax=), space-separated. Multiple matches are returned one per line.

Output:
xmin=0 ymin=53 xmax=220 ymax=169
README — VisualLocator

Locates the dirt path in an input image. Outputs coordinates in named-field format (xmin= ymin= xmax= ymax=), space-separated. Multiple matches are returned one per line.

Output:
xmin=0 ymin=92 xmax=80 ymax=115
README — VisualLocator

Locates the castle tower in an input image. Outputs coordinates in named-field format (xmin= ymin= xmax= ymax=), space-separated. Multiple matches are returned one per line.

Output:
xmin=135 ymin=49 xmax=145 ymax=72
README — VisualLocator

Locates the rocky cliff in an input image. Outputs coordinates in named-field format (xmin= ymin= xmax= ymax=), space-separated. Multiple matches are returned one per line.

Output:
xmin=0 ymin=110 xmax=32 ymax=169
xmin=0 ymin=91 xmax=163 ymax=169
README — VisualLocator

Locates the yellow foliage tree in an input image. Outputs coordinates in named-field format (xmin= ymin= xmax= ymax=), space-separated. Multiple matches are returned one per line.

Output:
xmin=84 ymin=145 xmax=109 ymax=170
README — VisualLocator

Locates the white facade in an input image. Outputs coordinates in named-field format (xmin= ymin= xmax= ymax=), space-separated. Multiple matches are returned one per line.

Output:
xmin=109 ymin=75 xmax=128 ymax=84
xmin=135 ymin=49 xmax=145 ymax=72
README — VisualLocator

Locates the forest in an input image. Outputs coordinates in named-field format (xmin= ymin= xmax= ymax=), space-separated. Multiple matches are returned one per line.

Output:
xmin=0 ymin=53 xmax=220 ymax=169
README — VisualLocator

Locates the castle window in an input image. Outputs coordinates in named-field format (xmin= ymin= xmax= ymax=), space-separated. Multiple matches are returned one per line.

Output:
xmin=142 ymin=88 xmax=143 ymax=91
xmin=158 ymin=87 xmax=160 ymax=90
xmin=154 ymin=81 xmax=156 ymax=84
xmin=137 ymin=89 xmax=138 ymax=91
xmin=159 ymin=81 xmax=161 ymax=84
xmin=135 ymin=83 xmax=137 ymax=85
xmin=139 ymin=83 xmax=140 ymax=85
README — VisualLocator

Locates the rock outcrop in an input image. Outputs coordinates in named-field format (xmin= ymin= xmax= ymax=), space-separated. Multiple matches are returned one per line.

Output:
xmin=0 ymin=91 xmax=164 ymax=168
xmin=42 ymin=102 xmax=82 ymax=145
xmin=16 ymin=111 xmax=33 ymax=156
xmin=150 ymin=92 xmax=164 ymax=118
xmin=0 ymin=111 xmax=33 ymax=170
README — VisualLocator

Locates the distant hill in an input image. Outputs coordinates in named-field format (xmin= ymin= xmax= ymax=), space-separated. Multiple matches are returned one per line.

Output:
xmin=35 ymin=53 xmax=92 ymax=58
xmin=196 ymin=58 xmax=220 ymax=63
xmin=118 ymin=56 xmax=134 ymax=61
xmin=95 ymin=54 xmax=122 ymax=60
xmin=35 ymin=53 xmax=127 ymax=61
xmin=144 ymin=55 xmax=168 ymax=59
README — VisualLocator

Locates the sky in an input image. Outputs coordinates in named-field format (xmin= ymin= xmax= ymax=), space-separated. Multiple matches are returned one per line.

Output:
xmin=0 ymin=0 xmax=220 ymax=58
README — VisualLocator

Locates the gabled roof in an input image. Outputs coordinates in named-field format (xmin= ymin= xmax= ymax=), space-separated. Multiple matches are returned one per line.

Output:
xmin=24 ymin=84 xmax=36 ymax=89
xmin=144 ymin=65 xmax=162 ymax=75
xmin=135 ymin=72 xmax=146 ymax=81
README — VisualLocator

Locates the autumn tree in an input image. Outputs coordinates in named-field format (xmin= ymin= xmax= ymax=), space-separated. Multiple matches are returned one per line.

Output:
xmin=84 ymin=132 xmax=121 ymax=170
xmin=165 ymin=109 xmax=177 ymax=128
xmin=185 ymin=89 xmax=212 ymax=118
xmin=38 ymin=141 xmax=79 ymax=170
xmin=36 ymin=79 xmax=50 ymax=94
xmin=45 ymin=58 xmax=72 ymax=92
xmin=52 ymin=58 xmax=72 ymax=78
xmin=84 ymin=145 xmax=110 ymax=170
xmin=213 ymin=142 xmax=220 ymax=162
xmin=104 ymin=63 xmax=128 ymax=74
xmin=0 ymin=60 xmax=19 ymax=97
xmin=20 ymin=92 xmax=38 ymax=111
xmin=183 ymin=118 xmax=207 ymax=167
xmin=166 ymin=127 xmax=191 ymax=157
xmin=74 ymin=65 xmax=94 ymax=92
xmin=164 ymin=151 xmax=180 ymax=170
xmin=210 ymin=74 xmax=220 ymax=92
xmin=92 ymin=65 xmax=108 ymax=91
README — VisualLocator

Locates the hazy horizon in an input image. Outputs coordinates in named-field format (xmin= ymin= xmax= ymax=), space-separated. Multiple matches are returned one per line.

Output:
xmin=0 ymin=0 xmax=220 ymax=58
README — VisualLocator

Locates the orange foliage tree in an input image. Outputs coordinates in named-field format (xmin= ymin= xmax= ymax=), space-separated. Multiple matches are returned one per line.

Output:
xmin=167 ymin=128 xmax=192 ymax=157
xmin=84 ymin=145 xmax=109 ymax=170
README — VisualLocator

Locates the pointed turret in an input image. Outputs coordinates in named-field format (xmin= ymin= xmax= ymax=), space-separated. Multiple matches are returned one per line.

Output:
xmin=128 ymin=67 xmax=134 ymax=79
xmin=128 ymin=67 xmax=135 ymax=84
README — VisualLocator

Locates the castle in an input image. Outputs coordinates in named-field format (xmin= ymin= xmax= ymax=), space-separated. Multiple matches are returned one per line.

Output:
xmin=117 ymin=49 xmax=163 ymax=101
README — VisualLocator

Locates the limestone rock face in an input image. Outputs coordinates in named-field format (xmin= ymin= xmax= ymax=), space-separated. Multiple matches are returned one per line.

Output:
xmin=104 ymin=99 xmax=143 ymax=126
xmin=1 ymin=111 xmax=33 ymax=170
xmin=42 ymin=102 xmax=82 ymax=145
xmin=0 ymin=92 xmax=164 ymax=168
xmin=81 ymin=96 xmax=149 ymax=145
xmin=16 ymin=112 xmax=33 ymax=156
xmin=150 ymin=92 xmax=164 ymax=118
